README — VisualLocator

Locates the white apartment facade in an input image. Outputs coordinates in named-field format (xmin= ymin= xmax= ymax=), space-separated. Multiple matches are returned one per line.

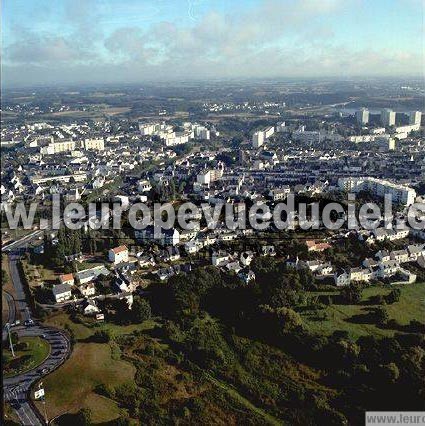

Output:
xmin=338 ymin=177 xmax=417 ymax=206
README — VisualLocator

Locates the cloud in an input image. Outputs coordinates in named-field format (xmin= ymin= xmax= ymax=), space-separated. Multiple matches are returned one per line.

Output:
xmin=1 ymin=0 xmax=422 ymax=86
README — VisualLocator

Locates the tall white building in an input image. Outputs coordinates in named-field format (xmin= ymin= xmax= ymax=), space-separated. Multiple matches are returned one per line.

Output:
xmin=40 ymin=140 xmax=76 ymax=155
xmin=252 ymin=131 xmax=264 ymax=148
xmin=139 ymin=123 xmax=157 ymax=136
xmin=276 ymin=122 xmax=287 ymax=132
xmin=194 ymin=125 xmax=210 ymax=140
xmin=381 ymin=109 xmax=396 ymax=127
xmin=264 ymin=126 xmax=275 ymax=138
xmin=355 ymin=108 xmax=369 ymax=125
xmin=338 ymin=177 xmax=416 ymax=206
xmin=409 ymin=111 xmax=422 ymax=126
xmin=83 ymin=138 xmax=105 ymax=151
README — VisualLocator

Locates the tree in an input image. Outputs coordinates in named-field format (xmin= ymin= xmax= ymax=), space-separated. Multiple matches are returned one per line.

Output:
xmin=1 ymin=268 xmax=9 ymax=287
xmin=385 ymin=288 xmax=401 ymax=304
xmin=277 ymin=307 xmax=303 ymax=333
xmin=378 ymin=362 xmax=400 ymax=383
xmin=132 ymin=296 xmax=152 ymax=323
xmin=11 ymin=332 xmax=19 ymax=345
xmin=341 ymin=283 xmax=362 ymax=304
xmin=376 ymin=306 xmax=389 ymax=325
xmin=75 ymin=408 xmax=92 ymax=425
xmin=93 ymin=329 xmax=112 ymax=343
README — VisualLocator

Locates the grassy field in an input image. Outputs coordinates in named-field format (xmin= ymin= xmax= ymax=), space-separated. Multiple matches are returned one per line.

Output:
xmin=2 ymin=253 xmax=16 ymax=325
xmin=44 ymin=312 xmax=157 ymax=341
xmin=301 ymin=282 xmax=425 ymax=339
xmin=33 ymin=342 xmax=135 ymax=422
xmin=36 ymin=313 xmax=158 ymax=422
xmin=3 ymin=336 xmax=50 ymax=378
xmin=21 ymin=259 xmax=57 ymax=287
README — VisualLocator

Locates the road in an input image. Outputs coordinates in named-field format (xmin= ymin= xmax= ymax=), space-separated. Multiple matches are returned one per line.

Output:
xmin=2 ymin=216 xmax=62 ymax=253
xmin=2 ymin=250 xmax=71 ymax=425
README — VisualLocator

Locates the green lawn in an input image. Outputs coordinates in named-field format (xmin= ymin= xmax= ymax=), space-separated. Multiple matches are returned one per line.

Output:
xmin=45 ymin=312 xmax=157 ymax=341
xmin=3 ymin=336 xmax=50 ymax=377
xmin=21 ymin=259 xmax=57 ymax=287
xmin=300 ymin=282 xmax=425 ymax=340
xmin=37 ymin=313 xmax=157 ymax=422
xmin=33 ymin=342 xmax=135 ymax=422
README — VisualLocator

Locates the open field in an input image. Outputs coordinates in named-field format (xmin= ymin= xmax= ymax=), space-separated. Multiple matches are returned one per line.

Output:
xmin=300 ymin=283 xmax=425 ymax=339
xmin=44 ymin=312 xmax=157 ymax=341
xmin=47 ymin=105 xmax=131 ymax=118
xmin=2 ymin=254 xmax=17 ymax=325
xmin=35 ymin=313 xmax=161 ymax=421
xmin=3 ymin=336 xmax=50 ymax=378
xmin=33 ymin=342 xmax=135 ymax=421
xmin=21 ymin=259 xmax=57 ymax=288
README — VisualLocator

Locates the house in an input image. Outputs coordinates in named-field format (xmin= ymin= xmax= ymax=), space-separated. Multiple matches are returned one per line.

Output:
xmin=407 ymin=244 xmax=425 ymax=261
xmin=334 ymin=270 xmax=350 ymax=287
xmin=137 ymin=180 xmax=152 ymax=193
xmin=185 ymin=240 xmax=202 ymax=254
xmin=238 ymin=269 xmax=256 ymax=284
xmin=379 ymin=260 xmax=400 ymax=278
xmin=306 ymin=240 xmax=331 ymax=252
xmin=316 ymin=262 xmax=333 ymax=276
xmin=390 ymin=249 xmax=409 ymax=263
xmin=135 ymin=226 xmax=180 ymax=246
xmin=79 ymin=282 xmax=96 ymax=297
xmin=372 ymin=228 xmax=388 ymax=241
xmin=96 ymin=313 xmax=105 ymax=322
xmin=109 ymin=245 xmax=129 ymax=264
xmin=52 ymin=283 xmax=72 ymax=303
xmin=212 ymin=251 xmax=230 ymax=266
xmin=138 ymin=255 xmax=155 ymax=268
xmin=350 ymin=267 xmax=372 ymax=282
xmin=75 ymin=265 xmax=110 ymax=285
xmin=363 ymin=258 xmax=379 ymax=268
xmin=65 ymin=252 xmax=83 ymax=263
xmin=261 ymin=245 xmax=276 ymax=256
xmin=82 ymin=298 xmax=100 ymax=315
xmin=240 ymin=251 xmax=255 ymax=266
xmin=180 ymin=229 xmax=199 ymax=242
xmin=375 ymin=250 xmax=391 ymax=262
xmin=373 ymin=228 xmax=409 ymax=242
xmin=59 ymin=273 xmax=74 ymax=286
xmin=157 ymin=267 xmax=175 ymax=281
xmin=286 ymin=256 xmax=300 ymax=269
xmin=226 ymin=261 xmax=242 ymax=274
xmin=269 ymin=187 xmax=291 ymax=201
xmin=163 ymin=246 xmax=180 ymax=262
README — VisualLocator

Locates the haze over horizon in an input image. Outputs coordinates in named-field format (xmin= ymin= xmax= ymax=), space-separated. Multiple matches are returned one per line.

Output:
xmin=2 ymin=0 xmax=423 ymax=88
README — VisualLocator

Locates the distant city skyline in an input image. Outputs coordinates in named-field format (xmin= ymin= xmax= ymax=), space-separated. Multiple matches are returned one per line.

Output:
xmin=2 ymin=0 xmax=423 ymax=87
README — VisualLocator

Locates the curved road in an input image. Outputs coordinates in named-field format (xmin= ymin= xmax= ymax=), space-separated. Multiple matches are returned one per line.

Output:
xmin=2 ymin=251 xmax=71 ymax=425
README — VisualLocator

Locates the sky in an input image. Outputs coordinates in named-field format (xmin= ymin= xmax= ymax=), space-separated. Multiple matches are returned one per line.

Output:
xmin=1 ymin=0 xmax=424 ymax=87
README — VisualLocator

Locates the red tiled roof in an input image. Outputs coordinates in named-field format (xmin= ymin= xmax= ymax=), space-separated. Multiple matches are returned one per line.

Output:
xmin=60 ymin=273 xmax=74 ymax=282
xmin=112 ymin=245 xmax=128 ymax=254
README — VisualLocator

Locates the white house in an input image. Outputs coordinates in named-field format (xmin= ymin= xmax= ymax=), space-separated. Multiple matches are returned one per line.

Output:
xmin=52 ymin=284 xmax=72 ymax=303
xmin=79 ymin=282 xmax=96 ymax=297
xmin=240 ymin=251 xmax=255 ymax=266
xmin=82 ymin=298 xmax=100 ymax=315
xmin=390 ymin=249 xmax=409 ymax=264
xmin=407 ymin=244 xmax=425 ymax=261
xmin=109 ymin=245 xmax=129 ymax=264
xmin=350 ymin=267 xmax=372 ymax=282
xmin=334 ymin=270 xmax=350 ymax=287
xmin=212 ymin=251 xmax=230 ymax=266
xmin=59 ymin=273 xmax=74 ymax=286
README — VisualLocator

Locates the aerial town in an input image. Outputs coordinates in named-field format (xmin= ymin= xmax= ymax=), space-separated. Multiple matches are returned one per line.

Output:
xmin=2 ymin=80 xmax=424 ymax=425
xmin=2 ymin=0 xmax=425 ymax=425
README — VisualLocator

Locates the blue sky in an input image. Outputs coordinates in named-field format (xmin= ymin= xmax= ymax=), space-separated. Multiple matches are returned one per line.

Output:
xmin=2 ymin=0 xmax=423 ymax=87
